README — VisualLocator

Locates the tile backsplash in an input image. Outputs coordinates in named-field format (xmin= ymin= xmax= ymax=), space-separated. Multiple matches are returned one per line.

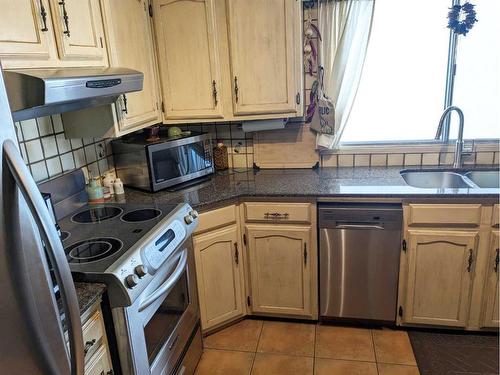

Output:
xmin=14 ymin=114 xmax=114 ymax=183
xmin=178 ymin=122 xmax=255 ymax=169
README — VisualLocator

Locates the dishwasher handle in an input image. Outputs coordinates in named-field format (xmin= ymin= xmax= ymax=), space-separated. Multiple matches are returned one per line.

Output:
xmin=334 ymin=222 xmax=385 ymax=230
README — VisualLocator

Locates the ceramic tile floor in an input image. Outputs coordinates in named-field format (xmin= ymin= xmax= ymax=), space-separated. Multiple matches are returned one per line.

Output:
xmin=195 ymin=319 xmax=420 ymax=375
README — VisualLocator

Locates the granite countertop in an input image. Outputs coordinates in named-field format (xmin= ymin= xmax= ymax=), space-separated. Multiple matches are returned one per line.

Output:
xmin=74 ymin=282 xmax=106 ymax=316
xmin=120 ymin=166 xmax=499 ymax=211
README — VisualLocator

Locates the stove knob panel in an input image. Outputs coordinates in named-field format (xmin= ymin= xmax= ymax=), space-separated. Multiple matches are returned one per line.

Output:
xmin=125 ymin=274 xmax=139 ymax=288
xmin=184 ymin=214 xmax=194 ymax=225
xmin=189 ymin=210 xmax=199 ymax=219
xmin=135 ymin=265 xmax=148 ymax=278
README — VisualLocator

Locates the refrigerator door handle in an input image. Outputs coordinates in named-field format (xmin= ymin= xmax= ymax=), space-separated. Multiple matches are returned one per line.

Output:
xmin=3 ymin=139 xmax=85 ymax=375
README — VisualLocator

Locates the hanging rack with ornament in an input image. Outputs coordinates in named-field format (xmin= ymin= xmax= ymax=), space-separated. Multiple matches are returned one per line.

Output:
xmin=303 ymin=3 xmax=321 ymax=123
xmin=447 ymin=1 xmax=478 ymax=36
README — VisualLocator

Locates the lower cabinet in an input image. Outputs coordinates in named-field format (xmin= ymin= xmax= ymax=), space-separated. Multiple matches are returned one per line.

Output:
xmin=481 ymin=230 xmax=499 ymax=328
xmin=85 ymin=346 xmax=113 ymax=375
xmin=245 ymin=224 xmax=312 ymax=317
xmin=193 ymin=224 xmax=246 ymax=331
xmin=401 ymin=230 xmax=478 ymax=327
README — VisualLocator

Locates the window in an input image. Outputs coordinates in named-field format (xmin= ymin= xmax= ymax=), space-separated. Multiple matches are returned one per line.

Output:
xmin=341 ymin=0 xmax=500 ymax=143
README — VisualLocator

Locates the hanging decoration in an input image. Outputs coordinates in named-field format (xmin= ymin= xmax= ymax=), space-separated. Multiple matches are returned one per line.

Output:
xmin=303 ymin=4 xmax=321 ymax=123
xmin=447 ymin=2 xmax=478 ymax=36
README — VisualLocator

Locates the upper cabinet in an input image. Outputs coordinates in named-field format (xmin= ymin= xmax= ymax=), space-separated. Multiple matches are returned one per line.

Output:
xmin=153 ymin=0 xmax=224 ymax=121
xmin=49 ymin=0 xmax=106 ymax=62
xmin=226 ymin=0 xmax=300 ymax=116
xmin=0 ymin=0 xmax=108 ymax=68
xmin=101 ymin=0 xmax=161 ymax=134
xmin=151 ymin=0 xmax=303 ymax=124
xmin=0 ymin=0 xmax=57 ymax=63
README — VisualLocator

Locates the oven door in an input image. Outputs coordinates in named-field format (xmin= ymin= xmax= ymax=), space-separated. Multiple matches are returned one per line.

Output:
xmin=115 ymin=240 xmax=199 ymax=375
xmin=147 ymin=134 xmax=213 ymax=191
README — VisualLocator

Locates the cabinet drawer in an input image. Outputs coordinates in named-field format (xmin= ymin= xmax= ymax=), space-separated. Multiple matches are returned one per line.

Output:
xmin=244 ymin=202 xmax=311 ymax=224
xmin=85 ymin=345 xmax=112 ymax=375
xmin=493 ymin=205 xmax=499 ymax=227
xmin=407 ymin=204 xmax=482 ymax=227
xmin=195 ymin=205 xmax=237 ymax=234
xmin=82 ymin=310 xmax=104 ymax=361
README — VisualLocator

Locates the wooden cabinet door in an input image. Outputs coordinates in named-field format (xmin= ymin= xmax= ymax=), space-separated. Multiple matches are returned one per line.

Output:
xmin=153 ymin=0 xmax=223 ymax=120
xmin=403 ymin=230 xmax=478 ymax=327
xmin=246 ymin=225 xmax=311 ymax=317
xmin=49 ymin=0 xmax=106 ymax=62
xmin=226 ymin=0 xmax=300 ymax=116
xmin=482 ymin=231 xmax=499 ymax=328
xmin=193 ymin=225 xmax=245 ymax=331
xmin=0 ymin=0 xmax=57 ymax=62
xmin=101 ymin=0 xmax=161 ymax=135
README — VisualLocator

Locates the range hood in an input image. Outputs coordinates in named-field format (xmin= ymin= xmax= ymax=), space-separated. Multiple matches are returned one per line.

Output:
xmin=3 ymin=67 xmax=143 ymax=121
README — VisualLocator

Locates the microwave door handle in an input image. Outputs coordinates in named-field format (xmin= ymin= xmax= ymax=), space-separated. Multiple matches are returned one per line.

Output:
xmin=3 ymin=139 xmax=85 ymax=375
xmin=138 ymin=249 xmax=188 ymax=312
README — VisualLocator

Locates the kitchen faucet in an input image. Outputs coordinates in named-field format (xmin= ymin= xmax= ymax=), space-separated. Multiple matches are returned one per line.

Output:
xmin=435 ymin=106 xmax=465 ymax=168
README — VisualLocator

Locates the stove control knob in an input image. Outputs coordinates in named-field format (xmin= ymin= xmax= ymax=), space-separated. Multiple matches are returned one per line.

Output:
xmin=134 ymin=265 xmax=148 ymax=278
xmin=184 ymin=214 xmax=194 ymax=225
xmin=125 ymin=274 xmax=139 ymax=288
xmin=189 ymin=210 xmax=199 ymax=219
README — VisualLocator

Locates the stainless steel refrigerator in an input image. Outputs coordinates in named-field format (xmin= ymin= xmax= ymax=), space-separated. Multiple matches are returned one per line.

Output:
xmin=0 ymin=67 xmax=84 ymax=373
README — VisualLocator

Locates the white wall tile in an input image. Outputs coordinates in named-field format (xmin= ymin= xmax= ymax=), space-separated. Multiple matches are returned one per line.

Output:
xmin=476 ymin=152 xmax=494 ymax=165
xmin=70 ymin=139 xmax=83 ymax=149
xmin=84 ymin=144 xmax=97 ymax=163
xmin=422 ymin=153 xmax=439 ymax=166
xmin=404 ymin=153 xmax=422 ymax=166
xmin=387 ymin=154 xmax=404 ymax=166
xmin=370 ymin=154 xmax=387 ymax=166
xmin=338 ymin=154 xmax=354 ymax=167
xmin=37 ymin=117 xmax=53 ymax=136
xmin=51 ymin=114 xmax=64 ymax=132
xmin=21 ymin=119 xmax=39 ymax=140
xmin=322 ymin=154 xmax=338 ymax=167
xmin=61 ymin=152 xmax=75 ymax=172
xmin=14 ymin=122 xmax=23 ymax=141
xmin=25 ymin=139 xmax=44 ymax=162
xmin=46 ymin=157 xmax=62 ymax=177
xmin=73 ymin=149 xmax=86 ymax=168
xmin=354 ymin=154 xmax=370 ymax=167
xmin=41 ymin=136 xmax=58 ymax=158
xmin=30 ymin=161 xmax=48 ymax=182
xmin=56 ymin=134 xmax=71 ymax=153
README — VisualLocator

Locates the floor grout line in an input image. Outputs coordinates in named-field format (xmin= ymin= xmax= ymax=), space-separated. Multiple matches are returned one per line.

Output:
xmin=248 ymin=320 xmax=264 ymax=374
xmin=370 ymin=329 xmax=380 ymax=375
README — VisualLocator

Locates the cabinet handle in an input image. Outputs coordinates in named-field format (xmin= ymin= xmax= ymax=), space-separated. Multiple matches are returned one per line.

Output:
xmin=212 ymin=80 xmax=218 ymax=106
xmin=39 ymin=1 xmax=48 ymax=32
xmin=100 ymin=370 xmax=114 ymax=375
xmin=264 ymin=212 xmax=289 ymax=220
xmin=495 ymin=249 xmax=499 ymax=273
xmin=122 ymin=94 xmax=128 ymax=114
xmin=467 ymin=249 xmax=474 ymax=272
xmin=83 ymin=338 xmax=96 ymax=355
xmin=303 ymin=243 xmax=307 ymax=266
xmin=58 ymin=0 xmax=70 ymax=37
xmin=234 ymin=242 xmax=239 ymax=265
xmin=234 ymin=76 xmax=239 ymax=103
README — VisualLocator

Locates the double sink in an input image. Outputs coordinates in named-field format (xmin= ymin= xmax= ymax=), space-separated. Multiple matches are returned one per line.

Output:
xmin=401 ymin=169 xmax=499 ymax=189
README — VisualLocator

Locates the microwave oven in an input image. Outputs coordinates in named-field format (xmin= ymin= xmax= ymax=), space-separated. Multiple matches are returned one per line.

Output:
xmin=112 ymin=132 xmax=214 ymax=192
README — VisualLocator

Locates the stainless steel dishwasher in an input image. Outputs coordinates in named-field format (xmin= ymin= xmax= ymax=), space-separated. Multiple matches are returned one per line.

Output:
xmin=318 ymin=203 xmax=403 ymax=323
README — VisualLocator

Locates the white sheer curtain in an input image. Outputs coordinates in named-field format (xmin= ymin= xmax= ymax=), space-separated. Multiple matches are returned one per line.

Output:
xmin=316 ymin=0 xmax=375 ymax=149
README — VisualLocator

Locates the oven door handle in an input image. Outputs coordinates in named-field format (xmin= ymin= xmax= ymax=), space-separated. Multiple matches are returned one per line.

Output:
xmin=138 ymin=249 xmax=188 ymax=312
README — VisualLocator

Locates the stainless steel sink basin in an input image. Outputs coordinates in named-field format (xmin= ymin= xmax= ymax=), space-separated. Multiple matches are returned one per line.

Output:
xmin=400 ymin=171 xmax=474 ymax=189
xmin=464 ymin=170 xmax=500 ymax=188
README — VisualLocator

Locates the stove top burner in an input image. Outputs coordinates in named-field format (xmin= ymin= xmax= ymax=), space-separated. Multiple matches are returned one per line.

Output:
xmin=60 ymin=231 xmax=70 ymax=242
xmin=71 ymin=206 xmax=123 ymax=224
xmin=121 ymin=208 xmax=162 ymax=223
xmin=66 ymin=237 xmax=122 ymax=264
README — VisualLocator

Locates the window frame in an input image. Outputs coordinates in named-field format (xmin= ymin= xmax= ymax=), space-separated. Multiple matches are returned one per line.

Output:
xmin=333 ymin=0 xmax=500 ymax=150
